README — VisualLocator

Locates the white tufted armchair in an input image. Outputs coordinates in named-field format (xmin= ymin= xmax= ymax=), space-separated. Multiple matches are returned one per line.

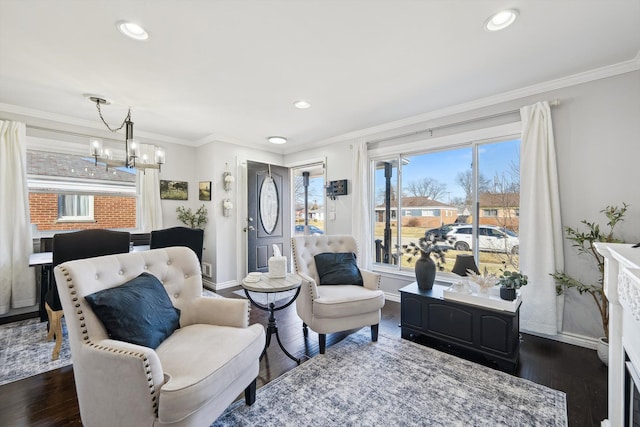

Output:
xmin=291 ymin=235 xmax=385 ymax=353
xmin=54 ymin=247 xmax=265 ymax=427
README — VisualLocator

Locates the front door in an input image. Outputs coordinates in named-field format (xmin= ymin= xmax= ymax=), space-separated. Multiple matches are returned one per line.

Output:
xmin=247 ymin=161 xmax=291 ymax=273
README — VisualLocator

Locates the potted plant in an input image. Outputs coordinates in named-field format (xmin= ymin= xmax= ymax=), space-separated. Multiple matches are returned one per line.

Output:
xmin=551 ymin=203 xmax=628 ymax=365
xmin=497 ymin=269 xmax=528 ymax=301
xmin=401 ymin=237 xmax=447 ymax=290
xmin=176 ymin=204 xmax=208 ymax=229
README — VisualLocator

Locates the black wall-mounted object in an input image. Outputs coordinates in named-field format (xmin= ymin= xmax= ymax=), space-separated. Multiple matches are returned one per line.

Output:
xmin=326 ymin=179 xmax=348 ymax=200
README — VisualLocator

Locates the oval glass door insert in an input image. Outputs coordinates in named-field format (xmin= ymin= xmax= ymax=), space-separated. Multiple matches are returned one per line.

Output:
xmin=259 ymin=176 xmax=279 ymax=234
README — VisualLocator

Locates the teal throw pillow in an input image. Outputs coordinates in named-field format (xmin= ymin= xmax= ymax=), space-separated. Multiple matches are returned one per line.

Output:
xmin=85 ymin=272 xmax=181 ymax=349
xmin=314 ymin=252 xmax=363 ymax=286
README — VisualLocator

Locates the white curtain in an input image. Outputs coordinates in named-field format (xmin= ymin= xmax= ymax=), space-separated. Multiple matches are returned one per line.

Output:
xmin=519 ymin=101 xmax=564 ymax=335
xmin=351 ymin=140 xmax=372 ymax=269
xmin=0 ymin=120 xmax=35 ymax=314
xmin=137 ymin=144 xmax=163 ymax=232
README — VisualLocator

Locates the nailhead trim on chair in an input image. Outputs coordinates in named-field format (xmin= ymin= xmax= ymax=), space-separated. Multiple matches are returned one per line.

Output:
xmin=60 ymin=265 xmax=160 ymax=417
xmin=291 ymin=239 xmax=317 ymax=302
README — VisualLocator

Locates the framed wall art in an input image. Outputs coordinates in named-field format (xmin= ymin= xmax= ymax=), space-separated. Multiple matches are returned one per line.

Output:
xmin=199 ymin=181 xmax=212 ymax=201
xmin=160 ymin=180 xmax=188 ymax=200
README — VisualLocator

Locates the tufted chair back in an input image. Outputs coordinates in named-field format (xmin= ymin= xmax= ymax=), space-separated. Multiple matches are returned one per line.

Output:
xmin=291 ymin=234 xmax=359 ymax=285
xmin=291 ymin=235 xmax=384 ymax=354
xmin=59 ymin=247 xmax=203 ymax=350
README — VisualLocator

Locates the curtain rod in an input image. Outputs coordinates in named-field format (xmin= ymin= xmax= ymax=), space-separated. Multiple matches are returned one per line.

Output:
xmin=367 ymin=99 xmax=560 ymax=145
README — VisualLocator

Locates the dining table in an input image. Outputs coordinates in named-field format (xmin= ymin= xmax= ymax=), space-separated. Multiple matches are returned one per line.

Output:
xmin=29 ymin=245 xmax=150 ymax=321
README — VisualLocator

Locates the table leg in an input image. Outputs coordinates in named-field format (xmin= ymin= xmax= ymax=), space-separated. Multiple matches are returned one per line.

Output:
xmin=39 ymin=265 xmax=51 ymax=322
xmin=263 ymin=301 xmax=300 ymax=365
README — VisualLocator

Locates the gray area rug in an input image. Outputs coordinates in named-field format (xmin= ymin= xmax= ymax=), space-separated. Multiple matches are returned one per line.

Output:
xmin=213 ymin=330 xmax=567 ymax=427
xmin=0 ymin=289 xmax=220 ymax=387
xmin=0 ymin=318 xmax=71 ymax=386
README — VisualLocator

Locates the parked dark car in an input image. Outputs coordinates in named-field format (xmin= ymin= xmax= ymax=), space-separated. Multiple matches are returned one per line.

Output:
xmin=424 ymin=224 xmax=460 ymax=242
xmin=294 ymin=225 xmax=324 ymax=235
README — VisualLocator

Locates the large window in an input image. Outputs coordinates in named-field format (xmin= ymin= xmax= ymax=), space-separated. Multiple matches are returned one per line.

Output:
xmin=28 ymin=149 xmax=137 ymax=233
xmin=372 ymin=133 xmax=521 ymax=277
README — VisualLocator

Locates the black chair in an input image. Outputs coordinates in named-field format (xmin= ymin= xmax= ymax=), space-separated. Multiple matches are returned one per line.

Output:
xmin=37 ymin=237 xmax=54 ymax=321
xmin=45 ymin=229 xmax=130 ymax=360
xmin=150 ymin=226 xmax=204 ymax=263
xmin=130 ymin=232 xmax=151 ymax=246
xmin=451 ymin=254 xmax=480 ymax=276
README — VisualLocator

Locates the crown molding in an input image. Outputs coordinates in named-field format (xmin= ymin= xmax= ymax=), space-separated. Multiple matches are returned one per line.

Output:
xmin=285 ymin=53 xmax=640 ymax=155
xmin=0 ymin=102 xmax=194 ymax=147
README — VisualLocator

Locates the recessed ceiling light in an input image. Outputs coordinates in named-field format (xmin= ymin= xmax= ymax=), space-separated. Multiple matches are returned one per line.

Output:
xmin=484 ymin=9 xmax=518 ymax=31
xmin=116 ymin=20 xmax=149 ymax=41
xmin=293 ymin=100 xmax=311 ymax=109
xmin=268 ymin=136 xmax=287 ymax=145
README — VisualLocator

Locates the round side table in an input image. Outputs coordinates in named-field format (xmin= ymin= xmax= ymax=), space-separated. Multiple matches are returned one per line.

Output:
xmin=242 ymin=273 xmax=302 ymax=364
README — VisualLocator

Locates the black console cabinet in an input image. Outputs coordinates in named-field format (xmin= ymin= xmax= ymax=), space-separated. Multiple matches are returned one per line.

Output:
xmin=400 ymin=282 xmax=520 ymax=371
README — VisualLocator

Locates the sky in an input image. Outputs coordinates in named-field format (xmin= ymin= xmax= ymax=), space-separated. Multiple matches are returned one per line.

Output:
xmin=375 ymin=138 xmax=521 ymax=203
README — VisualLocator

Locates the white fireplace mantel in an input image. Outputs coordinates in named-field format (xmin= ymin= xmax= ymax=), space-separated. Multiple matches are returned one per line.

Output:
xmin=595 ymin=243 xmax=640 ymax=427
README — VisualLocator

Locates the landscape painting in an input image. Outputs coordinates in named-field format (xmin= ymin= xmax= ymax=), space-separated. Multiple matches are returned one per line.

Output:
xmin=199 ymin=181 xmax=211 ymax=201
xmin=160 ymin=180 xmax=188 ymax=200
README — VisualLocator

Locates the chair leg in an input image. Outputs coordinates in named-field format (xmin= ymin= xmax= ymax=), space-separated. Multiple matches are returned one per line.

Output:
xmin=45 ymin=302 xmax=56 ymax=342
xmin=244 ymin=378 xmax=257 ymax=406
xmin=371 ymin=324 xmax=379 ymax=342
xmin=302 ymin=322 xmax=308 ymax=338
xmin=319 ymin=333 xmax=326 ymax=354
xmin=45 ymin=302 xmax=64 ymax=360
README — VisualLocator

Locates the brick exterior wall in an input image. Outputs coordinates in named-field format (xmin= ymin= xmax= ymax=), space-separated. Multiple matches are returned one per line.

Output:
xmin=29 ymin=193 xmax=137 ymax=231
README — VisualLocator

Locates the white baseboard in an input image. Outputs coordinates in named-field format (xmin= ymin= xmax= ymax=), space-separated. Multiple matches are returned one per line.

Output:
xmin=384 ymin=291 xmax=401 ymax=303
xmin=522 ymin=329 xmax=599 ymax=350
xmin=210 ymin=280 xmax=238 ymax=291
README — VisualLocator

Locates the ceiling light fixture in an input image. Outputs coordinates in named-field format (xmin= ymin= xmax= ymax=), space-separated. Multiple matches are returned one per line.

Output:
xmin=116 ymin=20 xmax=149 ymax=40
xmin=87 ymin=96 xmax=165 ymax=172
xmin=293 ymin=100 xmax=311 ymax=109
xmin=484 ymin=9 xmax=518 ymax=31
xmin=268 ymin=136 xmax=287 ymax=145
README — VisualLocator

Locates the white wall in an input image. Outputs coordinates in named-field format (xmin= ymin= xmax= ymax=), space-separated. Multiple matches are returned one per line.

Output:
xmin=546 ymin=71 xmax=640 ymax=338
xmin=195 ymin=140 xmax=283 ymax=285
xmin=156 ymin=142 xmax=199 ymax=228
xmin=286 ymin=69 xmax=640 ymax=340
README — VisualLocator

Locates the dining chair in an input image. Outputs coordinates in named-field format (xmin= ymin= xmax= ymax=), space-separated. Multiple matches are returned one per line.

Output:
xmin=45 ymin=229 xmax=130 ymax=360
xmin=130 ymin=232 xmax=151 ymax=246
xmin=37 ymin=237 xmax=54 ymax=321
xmin=150 ymin=226 xmax=204 ymax=263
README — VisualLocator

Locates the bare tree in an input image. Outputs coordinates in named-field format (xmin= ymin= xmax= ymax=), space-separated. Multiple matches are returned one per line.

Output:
xmin=455 ymin=170 xmax=491 ymax=208
xmin=375 ymin=184 xmax=402 ymax=206
xmin=405 ymin=177 xmax=448 ymax=200
xmin=490 ymin=172 xmax=519 ymax=230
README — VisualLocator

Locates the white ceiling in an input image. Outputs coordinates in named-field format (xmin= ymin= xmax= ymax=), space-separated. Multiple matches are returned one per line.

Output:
xmin=1 ymin=0 xmax=639 ymax=154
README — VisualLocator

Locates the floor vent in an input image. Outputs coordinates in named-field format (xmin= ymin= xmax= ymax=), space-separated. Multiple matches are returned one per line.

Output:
xmin=201 ymin=262 xmax=213 ymax=278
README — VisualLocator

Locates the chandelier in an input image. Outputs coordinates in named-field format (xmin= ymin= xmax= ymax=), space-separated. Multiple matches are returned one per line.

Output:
xmin=88 ymin=96 xmax=165 ymax=171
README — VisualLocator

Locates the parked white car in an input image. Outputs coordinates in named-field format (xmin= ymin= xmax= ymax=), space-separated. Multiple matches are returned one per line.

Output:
xmin=446 ymin=225 xmax=519 ymax=254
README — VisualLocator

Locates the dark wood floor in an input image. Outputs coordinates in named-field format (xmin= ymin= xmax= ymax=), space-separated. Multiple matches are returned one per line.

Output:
xmin=0 ymin=288 xmax=607 ymax=426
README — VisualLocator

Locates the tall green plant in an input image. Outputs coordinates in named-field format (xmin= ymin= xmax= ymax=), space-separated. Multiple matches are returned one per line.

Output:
xmin=551 ymin=203 xmax=628 ymax=341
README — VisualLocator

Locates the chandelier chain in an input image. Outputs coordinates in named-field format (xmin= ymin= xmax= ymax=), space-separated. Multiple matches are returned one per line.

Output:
xmin=95 ymin=101 xmax=131 ymax=133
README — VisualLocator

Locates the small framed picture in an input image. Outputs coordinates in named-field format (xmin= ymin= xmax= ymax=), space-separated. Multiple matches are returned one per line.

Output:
xmin=199 ymin=181 xmax=212 ymax=201
xmin=160 ymin=180 xmax=188 ymax=200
